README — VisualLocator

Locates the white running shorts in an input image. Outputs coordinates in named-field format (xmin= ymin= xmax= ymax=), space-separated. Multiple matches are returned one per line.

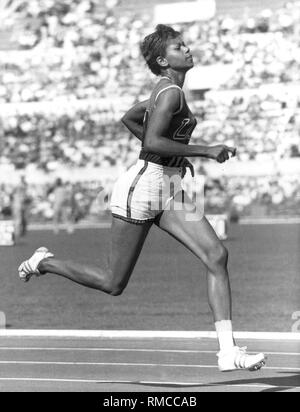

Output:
xmin=110 ymin=160 xmax=183 ymax=224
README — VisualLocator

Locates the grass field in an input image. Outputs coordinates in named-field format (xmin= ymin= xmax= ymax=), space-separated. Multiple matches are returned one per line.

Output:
xmin=0 ymin=223 xmax=299 ymax=331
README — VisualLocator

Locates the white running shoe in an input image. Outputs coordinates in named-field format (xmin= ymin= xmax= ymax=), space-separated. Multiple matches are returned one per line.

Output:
xmin=18 ymin=247 xmax=54 ymax=283
xmin=217 ymin=346 xmax=266 ymax=372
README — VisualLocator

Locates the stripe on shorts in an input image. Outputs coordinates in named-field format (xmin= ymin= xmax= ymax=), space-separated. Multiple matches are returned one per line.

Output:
xmin=126 ymin=161 xmax=148 ymax=219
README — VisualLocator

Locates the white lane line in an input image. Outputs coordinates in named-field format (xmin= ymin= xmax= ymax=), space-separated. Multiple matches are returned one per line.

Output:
xmin=0 ymin=360 xmax=299 ymax=371
xmin=0 ymin=377 xmax=298 ymax=390
xmin=0 ymin=347 xmax=299 ymax=356
xmin=138 ymin=381 xmax=299 ymax=390
xmin=0 ymin=330 xmax=299 ymax=340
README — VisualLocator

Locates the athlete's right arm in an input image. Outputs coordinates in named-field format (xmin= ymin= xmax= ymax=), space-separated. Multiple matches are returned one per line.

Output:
xmin=121 ymin=100 xmax=148 ymax=142
xmin=144 ymin=89 xmax=236 ymax=163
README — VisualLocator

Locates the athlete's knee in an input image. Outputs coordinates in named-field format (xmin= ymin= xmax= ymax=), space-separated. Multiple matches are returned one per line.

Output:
xmin=101 ymin=268 xmax=132 ymax=296
xmin=207 ymin=244 xmax=228 ymax=270
xmin=105 ymin=279 xmax=128 ymax=296
xmin=109 ymin=285 xmax=126 ymax=296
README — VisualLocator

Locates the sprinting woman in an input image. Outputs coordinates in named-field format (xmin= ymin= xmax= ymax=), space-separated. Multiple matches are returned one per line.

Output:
xmin=18 ymin=25 xmax=266 ymax=372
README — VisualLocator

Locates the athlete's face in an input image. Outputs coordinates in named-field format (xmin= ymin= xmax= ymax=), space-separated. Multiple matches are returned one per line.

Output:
xmin=164 ymin=36 xmax=194 ymax=72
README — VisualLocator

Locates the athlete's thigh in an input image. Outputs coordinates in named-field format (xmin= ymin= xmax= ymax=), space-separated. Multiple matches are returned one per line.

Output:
xmin=109 ymin=216 xmax=153 ymax=286
xmin=155 ymin=191 xmax=223 ymax=265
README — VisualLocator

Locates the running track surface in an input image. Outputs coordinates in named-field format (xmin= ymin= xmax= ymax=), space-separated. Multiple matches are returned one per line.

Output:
xmin=0 ymin=336 xmax=299 ymax=392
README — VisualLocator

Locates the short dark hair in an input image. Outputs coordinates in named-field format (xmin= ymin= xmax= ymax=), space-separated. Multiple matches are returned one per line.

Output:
xmin=140 ymin=24 xmax=181 ymax=76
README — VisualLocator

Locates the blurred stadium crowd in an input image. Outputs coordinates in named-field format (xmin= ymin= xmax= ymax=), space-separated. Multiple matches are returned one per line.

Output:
xmin=0 ymin=0 xmax=300 ymax=222
xmin=3 ymin=0 xmax=300 ymax=102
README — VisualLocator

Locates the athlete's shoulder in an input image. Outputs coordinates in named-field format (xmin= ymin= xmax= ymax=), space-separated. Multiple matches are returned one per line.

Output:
xmin=153 ymin=81 xmax=182 ymax=111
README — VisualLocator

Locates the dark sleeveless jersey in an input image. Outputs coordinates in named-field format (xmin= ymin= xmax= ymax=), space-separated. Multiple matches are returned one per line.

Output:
xmin=139 ymin=78 xmax=197 ymax=167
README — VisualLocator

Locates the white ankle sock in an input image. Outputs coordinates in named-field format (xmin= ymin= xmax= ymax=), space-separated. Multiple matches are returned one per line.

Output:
xmin=215 ymin=320 xmax=235 ymax=352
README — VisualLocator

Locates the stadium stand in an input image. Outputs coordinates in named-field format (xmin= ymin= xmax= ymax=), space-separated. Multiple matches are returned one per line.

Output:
xmin=0 ymin=0 xmax=299 ymax=221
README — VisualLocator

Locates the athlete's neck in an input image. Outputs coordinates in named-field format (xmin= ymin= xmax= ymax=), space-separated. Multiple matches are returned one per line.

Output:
xmin=160 ymin=71 xmax=186 ymax=88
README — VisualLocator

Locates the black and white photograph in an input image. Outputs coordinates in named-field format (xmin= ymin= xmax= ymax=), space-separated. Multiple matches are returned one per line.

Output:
xmin=0 ymin=0 xmax=299 ymax=395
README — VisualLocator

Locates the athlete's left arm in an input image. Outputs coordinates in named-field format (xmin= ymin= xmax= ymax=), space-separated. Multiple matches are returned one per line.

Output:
xmin=121 ymin=100 xmax=149 ymax=141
